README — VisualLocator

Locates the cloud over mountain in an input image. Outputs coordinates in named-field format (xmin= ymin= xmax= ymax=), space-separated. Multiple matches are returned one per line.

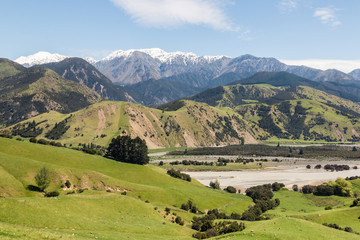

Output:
xmin=109 ymin=0 xmax=236 ymax=30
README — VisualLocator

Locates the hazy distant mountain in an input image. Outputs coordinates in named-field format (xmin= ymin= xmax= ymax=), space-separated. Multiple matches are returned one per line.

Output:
xmin=127 ymin=73 xmax=206 ymax=106
xmin=42 ymin=58 xmax=137 ymax=102
xmin=349 ymin=68 xmax=360 ymax=79
xmin=0 ymin=59 xmax=101 ymax=126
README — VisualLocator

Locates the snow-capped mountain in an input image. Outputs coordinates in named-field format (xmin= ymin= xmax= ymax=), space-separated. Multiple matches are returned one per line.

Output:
xmin=15 ymin=51 xmax=69 ymax=67
xmin=95 ymin=48 xmax=231 ymax=85
xmin=14 ymin=48 xmax=359 ymax=86
xmin=103 ymin=48 xmax=226 ymax=64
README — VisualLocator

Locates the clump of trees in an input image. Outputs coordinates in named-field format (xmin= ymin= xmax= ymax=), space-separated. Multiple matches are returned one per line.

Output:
xmin=324 ymin=164 xmax=350 ymax=172
xmin=167 ymin=169 xmax=191 ymax=182
xmin=191 ymin=209 xmax=245 ymax=239
xmin=181 ymin=200 xmax=198 ymax=213
xmin=323 ymin=223 xmax=357 ymax=234
xmin=105 ymin=136 xmax=149 ymax=165
xmin=45 ymin=116 xmax=71 ymax=140
xmin=302 ymin=178 xmax=353 ymax=197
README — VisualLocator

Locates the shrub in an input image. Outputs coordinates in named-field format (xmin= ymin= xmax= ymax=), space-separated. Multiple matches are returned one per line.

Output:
xmin=245 ymin=184 xmax=273 ymax=201
xmin=167 ymin=169 xmax=191 ymax=182
xmin=209 ymin=180 xmax=220 ymax=190
xmin=325 ymin=206 xmax=332 ymax=210
xmin=175 ymin=216 xmax=184 ymax=225
xmin=27 ymin=185 xmax=42 ymax=192
xmin=314 ymin=184 xmax=335 ymax=196
xmin=44 ymin=191 xmax=59 ymax=197
xmin=292 ymin=184 xmax=299 ymax=192
xmin=301 ymin=185 xmax=315 ymax=194
xmin=29 ymin=137 xmax=37 ymax=143
xmin=37 ymin=139 xmax=50 ymax=145
xmin=224 ymin=186 xmax=236 ymax=193
xmin=64 ymin=180 xmax=71 ymax=188
xmin=271 ymin=182 xmax=285 ymax=191
xmin=306 ymin=165 xmax=311 ymax=169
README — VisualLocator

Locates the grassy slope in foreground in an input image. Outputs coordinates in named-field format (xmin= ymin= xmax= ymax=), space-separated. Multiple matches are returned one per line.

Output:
xmin=0 ymin=137 xmax=252 ymax=239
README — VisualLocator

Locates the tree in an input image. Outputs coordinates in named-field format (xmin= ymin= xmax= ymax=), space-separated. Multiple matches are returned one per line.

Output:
xmin=209 ymin=180 xmax=220 ymax=190
xmin=106 ymin=135 xmax=149 ymax=165
xmin=35 ymin=167 xmax=50 ymax=192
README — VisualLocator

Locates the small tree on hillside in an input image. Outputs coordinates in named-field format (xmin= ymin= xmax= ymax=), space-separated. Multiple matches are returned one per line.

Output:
xmin=106 ymin=135 xmax=149 ymax=165
xmin=209 ymin=180 xmax=221 ymax=190
xmin=35 ymin=167 xmax=50 ymax=192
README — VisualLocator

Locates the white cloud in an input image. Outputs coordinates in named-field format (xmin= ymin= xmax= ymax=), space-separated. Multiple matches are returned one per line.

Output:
xmin=314 ymin=7 xmax=341 ymax=27
xmin=109 ymin=0 xmax=237 ymax=31
xmin=279 ymin=0 xmax=298 ymax=13
xmin=280 ymin=59 xmax=360 ymax=73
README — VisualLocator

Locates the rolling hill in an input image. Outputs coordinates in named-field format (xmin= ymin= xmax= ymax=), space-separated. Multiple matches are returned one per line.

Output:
xmin=187 ymin=73 xmax=360 ymax=142
xmin=6 ymin=100 xmax=261 ymax=148
xmin=1 ymin=136 xmax=360 ymax=239
xmin=0 ymin=137 xmax=252 ymax=239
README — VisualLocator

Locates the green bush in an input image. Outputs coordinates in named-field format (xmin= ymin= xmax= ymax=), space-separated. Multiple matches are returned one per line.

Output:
xmin=44 ymin=191 xmax=59 ymax=198
xmin=224 ymin=186 xmax=236 ymax=193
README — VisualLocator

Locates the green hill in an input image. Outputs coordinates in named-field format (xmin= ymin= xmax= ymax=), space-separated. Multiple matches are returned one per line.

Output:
xmin=0 ymin=58 xmax=26 ymax=79
xmin=0 ymin=137 xmax=252 ymax=239
xmin=188 ymin=77 xmax=360 ymax=142
xmin=0 ymin=64 xmax=102 ymax=127
xmin=6 ymin=100 xmax=262 ymax=148
xmin=1 ymin=137 xmax=360 ymax=239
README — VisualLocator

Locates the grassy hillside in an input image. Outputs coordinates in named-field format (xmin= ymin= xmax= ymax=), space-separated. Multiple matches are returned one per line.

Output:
xmin=0 ymin=137 xmax=253 ymax=239
xmin=1 ymin=138 xmax=360 ymax=239
xmin=189 ymin=79 xmax=360 ymax=142
xmin=0 ymin=58 xmax=25 ymax=79
xmin=7 ymin=100 xmax=263 ymax=148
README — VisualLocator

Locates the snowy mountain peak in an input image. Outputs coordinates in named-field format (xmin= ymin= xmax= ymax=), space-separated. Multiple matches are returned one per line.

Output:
xmin=15 ymin=51 xmax=68 ymax=67
xmin=102 ymin=48 xmax=226 ymax=63
xmin=84 ymin=57 xmax=98 ymax=65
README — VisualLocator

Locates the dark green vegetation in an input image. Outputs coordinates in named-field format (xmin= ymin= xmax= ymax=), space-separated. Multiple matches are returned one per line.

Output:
xmin=0 ymin=59 xmax=102 ymax=127
xmin=42 ymin=58 xmax=137 ymax=102
xmin=171 ymin=143 xmax=360 ymax=159
xmin=167 ymin=169 xmax=191 ymax=182
xmin=105 ymin=135 xmax=149 ymax=165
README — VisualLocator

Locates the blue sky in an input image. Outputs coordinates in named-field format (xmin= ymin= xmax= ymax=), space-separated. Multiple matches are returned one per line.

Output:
xmin=2 ymin=0 xmax=360 ymax=64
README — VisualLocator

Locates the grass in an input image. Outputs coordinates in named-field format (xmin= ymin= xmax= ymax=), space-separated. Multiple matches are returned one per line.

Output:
xmin=0 ymin=137 xmax=253 ymax=239
xmin=2 ymin=137 xmax=360 ymax=239
xmin=220 ymin=217 xmax=360 ymax=240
